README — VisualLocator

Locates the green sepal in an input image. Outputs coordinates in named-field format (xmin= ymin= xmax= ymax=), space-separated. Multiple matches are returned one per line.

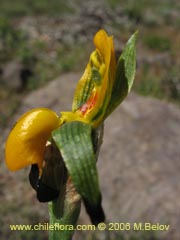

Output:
xmin=105 ymin=31 xmax=138 ymax=117
xmin=52 ymin=121 xmax=104 ymax=224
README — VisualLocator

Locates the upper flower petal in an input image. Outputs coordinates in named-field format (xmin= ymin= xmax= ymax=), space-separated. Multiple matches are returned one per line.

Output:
xmin=5 ymin=108 xmax=60 ymax=171
xmin=68 ymin=29 xmax=116 ymax=127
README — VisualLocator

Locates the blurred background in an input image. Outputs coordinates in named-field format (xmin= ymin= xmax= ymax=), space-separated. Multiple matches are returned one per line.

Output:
xmin=0 ymin=0 xmax=180 ymax=239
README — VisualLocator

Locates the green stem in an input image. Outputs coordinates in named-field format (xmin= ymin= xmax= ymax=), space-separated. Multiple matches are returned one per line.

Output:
xmin=48 ymin=178 xmax=81 ymax=240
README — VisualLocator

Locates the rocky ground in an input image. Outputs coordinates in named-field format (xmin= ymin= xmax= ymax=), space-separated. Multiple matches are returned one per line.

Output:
xmin=1 ymin=72 xmax=180 ymax=240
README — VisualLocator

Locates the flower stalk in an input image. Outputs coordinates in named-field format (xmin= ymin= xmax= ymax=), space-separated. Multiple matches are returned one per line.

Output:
xmin=48 ymin=178 xmax=81 ymax=240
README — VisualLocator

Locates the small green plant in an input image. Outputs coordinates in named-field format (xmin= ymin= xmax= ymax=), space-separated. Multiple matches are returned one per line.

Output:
xmin=17 ymin=46 xmax=36 ymax=67
xmin=0 ymin=17 xmax=25 ymax=62
xmin=134 ymin=64 xmax=180 ymax=103
xmin=125 ymin=1 xmax=144 ymax=23
xmin=134 ymin=75 xmax=163 ymax=98
xmin=144 ymin=34 xmax=171 ymax=52
xmin=161 ymin=68 xmax=180 ymax=102
xmin=57 ymin=45 xmax=88 ymax=72
xmin=107 ymin=0 xmax=120 ymax=9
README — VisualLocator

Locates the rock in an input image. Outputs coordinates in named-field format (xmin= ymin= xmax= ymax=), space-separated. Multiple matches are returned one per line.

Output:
xmin=97 ymin=93 xmax=180 ymax=239
xmin=2 ymin=60 xmax=22 ymax=89
xmin=1 ymin=72 xmax=180 ymax=239
xmin=1 ymin=60 xmax=34 ymax=91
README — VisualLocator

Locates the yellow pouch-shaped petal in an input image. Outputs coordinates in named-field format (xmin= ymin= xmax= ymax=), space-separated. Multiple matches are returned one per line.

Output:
xmin=5 ymin=108 xmax=60 ymax=171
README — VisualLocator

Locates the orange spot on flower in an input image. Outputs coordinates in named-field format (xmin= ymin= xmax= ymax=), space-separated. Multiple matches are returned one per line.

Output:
xmin=79 ymin=90 xmax=98 ymax=115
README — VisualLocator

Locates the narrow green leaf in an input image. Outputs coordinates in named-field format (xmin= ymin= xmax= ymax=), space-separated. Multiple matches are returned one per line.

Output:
xmin=52 ymin=121 xmax=104 ymax=224
xmin=105 ymin=31 xmax=138 ymax=117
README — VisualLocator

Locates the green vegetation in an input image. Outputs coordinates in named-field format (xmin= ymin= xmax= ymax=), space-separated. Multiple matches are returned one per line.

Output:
xmin=134 ymin=75 xmax=163 ymax=99
xmin=144 ymin=35 xmax=171 ymax=52
xmin=134 ymin=63 xmax=180 ymax=104
xmin=0 ymin=0 xmax=73 ymax=17
xmin=0 ymin=18 xmax=25 ymax=62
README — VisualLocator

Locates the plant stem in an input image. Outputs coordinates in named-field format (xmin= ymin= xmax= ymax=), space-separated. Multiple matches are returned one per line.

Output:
xmin=48 ymin=178 xmax=81 ymax=240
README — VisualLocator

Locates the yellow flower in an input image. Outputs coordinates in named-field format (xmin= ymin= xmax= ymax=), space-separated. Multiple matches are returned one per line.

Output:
xmin=5 ymin=108 xmax=60 ymax=171
xmin=61 ymin=29 xmax=116 ymax=127
xmin=5 ymin=29 xmax=118 ymax=172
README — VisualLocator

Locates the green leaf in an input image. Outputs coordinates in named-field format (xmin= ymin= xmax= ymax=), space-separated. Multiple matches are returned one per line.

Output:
xmin=52 ymin=121 xmax=104 ymax=224
xmin=105 ymin=31 xmax=138 ymax=117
